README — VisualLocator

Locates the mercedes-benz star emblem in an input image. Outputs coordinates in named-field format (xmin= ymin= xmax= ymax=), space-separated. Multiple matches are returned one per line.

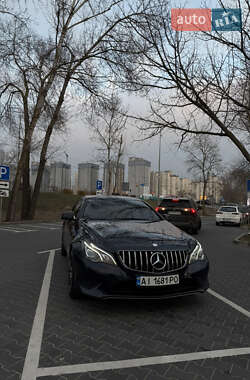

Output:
xmin=150 ymin=252 xmax=166 ymax=271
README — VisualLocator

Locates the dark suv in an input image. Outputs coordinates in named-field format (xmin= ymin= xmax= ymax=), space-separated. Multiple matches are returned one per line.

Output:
xmin=156 ymin=197 xmax=201 ymax=234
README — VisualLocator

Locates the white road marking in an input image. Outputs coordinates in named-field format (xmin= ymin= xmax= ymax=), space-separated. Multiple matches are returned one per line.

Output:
xmin=37 ymin=248 xmax=61 ymax=255
xmin=208 ymin=288 xmax=250 ymax=318
xmin=37 ymin=347 xmax=250 ymax=377
xmin=19 ymin=223 xmax=59 ymax=230
xmin=21 ymin=250 xmax=55 ymax=380
xmin=39 ymin=223 xmax=62 ymax=226
xmin=0 ymin=226 xmax=35 ymax=232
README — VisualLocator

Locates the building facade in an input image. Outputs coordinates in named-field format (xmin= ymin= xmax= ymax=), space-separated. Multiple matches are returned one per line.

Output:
xmin=78 ymin=163 xmax=99 ymax=194
xmin=49 ymin=161 xmax=71 ymax=191
xmin=128 ymin=157 xmax=151 ymax=197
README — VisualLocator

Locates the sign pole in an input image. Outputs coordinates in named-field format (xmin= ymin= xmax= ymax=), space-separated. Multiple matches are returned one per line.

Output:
xmin=0 ymin=197 xmax=2 ymax=222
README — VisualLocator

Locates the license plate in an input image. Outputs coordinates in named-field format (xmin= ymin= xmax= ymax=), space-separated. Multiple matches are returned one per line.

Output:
xmin=136 ymin=275 xmax=179 ymax=287
xmin=168 ymin=211 xmax=181 ymax=215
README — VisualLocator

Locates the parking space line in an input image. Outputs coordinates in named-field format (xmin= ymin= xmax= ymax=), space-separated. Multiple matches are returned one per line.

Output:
xmin=36 ymin=347 xmax=250 ymax=377
xmin=37 ymin=248 xmax=61 ymax=255
xmin=21 ymin=250 xmax=55 ymax=380
xmin=0 ymin=226 xmax=35 ymax=232
xmin=19 ymin=224 xmax=59 ymax=230
xmin=208 ymin=288 xmax=250 ymax=318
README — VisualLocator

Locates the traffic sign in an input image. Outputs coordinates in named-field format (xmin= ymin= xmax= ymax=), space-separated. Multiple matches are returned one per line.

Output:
xmin=0 ymin=165 xmax=10 ymax=181
xmin=96 ymin=180 xmax=103 ymax=190
xmin=0 ymin=181 xmax=9 ymax=189
xmin=0 ymin=189 xmax=9 ymax=197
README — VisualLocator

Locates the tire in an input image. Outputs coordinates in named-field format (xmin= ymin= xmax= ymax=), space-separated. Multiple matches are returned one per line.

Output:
xmin=61 ymin=239 xmax=67 ymax=256
xmin=68 ymin=255 xmax=81 ymax=299
xmin=192 ymin=228 xmax=199 ymax=235
xmin=216 ymin=222 xmax=220 ymax=226
xmin=61 ymin=223 xmax=67 ymax=256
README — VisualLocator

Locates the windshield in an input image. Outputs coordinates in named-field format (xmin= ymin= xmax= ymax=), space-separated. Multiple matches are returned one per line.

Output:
xmin=82 ymin=198 xmax=160 ymax=221
xmin=160 ymin=199 xmax=191 ymax=208
xmin=219 ymin=207 xmax=237 ymax=212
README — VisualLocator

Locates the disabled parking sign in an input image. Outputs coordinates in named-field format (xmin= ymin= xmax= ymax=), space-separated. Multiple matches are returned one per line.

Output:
xmin=0 ymin=165 xmax=10 ymax=181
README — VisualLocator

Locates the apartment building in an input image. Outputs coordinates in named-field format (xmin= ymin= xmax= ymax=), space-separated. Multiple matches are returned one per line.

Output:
xmin=128 ymin=157 xmax=151 ymax=197
xmin=49 ymin=161 xmax=71 ymax=191
xmin=78 ymin=163 xmax=99 ymax=193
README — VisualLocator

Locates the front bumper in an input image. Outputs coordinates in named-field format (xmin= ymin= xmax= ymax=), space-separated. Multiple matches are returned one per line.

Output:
xmin=72 ymin=246 xmax=209 ymax=300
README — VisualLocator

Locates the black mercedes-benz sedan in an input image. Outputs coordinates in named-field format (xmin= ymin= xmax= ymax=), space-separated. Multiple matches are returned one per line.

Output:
xmin=61 ymin=196 xmax=209 ymax=300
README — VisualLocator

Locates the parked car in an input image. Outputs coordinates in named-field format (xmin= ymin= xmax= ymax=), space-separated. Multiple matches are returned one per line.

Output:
xmin=155 ymin=197 xmax=201 ymax=234
xmin=215 ymin=205 xmax=244 ymax=226
xmin=61 ymin=196 xmax=209 ymax=300
xmin=238 ymin=205 xmax=250 ymax=224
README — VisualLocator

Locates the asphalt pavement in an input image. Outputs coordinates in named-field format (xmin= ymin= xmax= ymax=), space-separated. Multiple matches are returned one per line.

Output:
xmin=0 ymin=217 xmax=249 ymax=380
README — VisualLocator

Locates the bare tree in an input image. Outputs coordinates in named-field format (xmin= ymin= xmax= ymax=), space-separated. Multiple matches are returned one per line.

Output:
xmin=183 ymin=135 xmax=222 ymax=210
xmin=0 ymin=0 xmax=150 ymax=220
xmin=88 ymin=94 xmax=127 ymax=195
xmin=221 ymin=159 xmax=250 ymax=203
xmin=107 ymin=0 xmax=250 ymax=162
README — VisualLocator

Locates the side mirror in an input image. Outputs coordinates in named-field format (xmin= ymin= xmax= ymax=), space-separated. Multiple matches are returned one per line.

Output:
xmin=61 ymin=211 xmax=75 ymax=220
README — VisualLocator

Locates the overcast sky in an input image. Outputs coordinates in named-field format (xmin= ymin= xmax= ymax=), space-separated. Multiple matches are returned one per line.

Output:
xmin=14 ymin=0 xmax=241 ymax=180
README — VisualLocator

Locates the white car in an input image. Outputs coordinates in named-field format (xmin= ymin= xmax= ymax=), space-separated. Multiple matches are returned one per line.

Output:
xmin=216 ymin=205 xmax=243 ymax=226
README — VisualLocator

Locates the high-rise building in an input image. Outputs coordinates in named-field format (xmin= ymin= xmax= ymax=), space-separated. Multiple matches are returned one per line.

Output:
xmin=151 ymin=170 xmax=172 ymax=197
xmin=179 ymin=178 xmax=192 ymax=196
xmin=78 ymin=163 xmax=99 ymax=193
xmin=30 ymin=162 xmax=50 ymax=192
xmin=49 ymin=161 xmax=71 ymax=191
xmin=128 ymin=157 xmax=151 ymax=197
xmin=170 ymin=174 xmax=180 ymax=196
xmin=103 ymin=162 xmax=125 ymax=194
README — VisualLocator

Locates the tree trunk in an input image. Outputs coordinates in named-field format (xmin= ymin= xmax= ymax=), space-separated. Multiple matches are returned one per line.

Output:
xmin=21 ymin=147 xmax=31 ymax=219
xmin=29 ymin=75 xmax=71 ymax=219
xmin=113 ymin=135 xmax=123 ymax=194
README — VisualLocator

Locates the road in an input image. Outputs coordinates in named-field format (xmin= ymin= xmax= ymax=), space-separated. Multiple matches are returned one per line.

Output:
xmin=0 ymin=218 xmax=249 ymax=380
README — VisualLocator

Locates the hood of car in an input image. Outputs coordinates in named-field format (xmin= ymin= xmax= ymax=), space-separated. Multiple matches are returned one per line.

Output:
xmin=82 ymin=219 xmax=196 ymax=251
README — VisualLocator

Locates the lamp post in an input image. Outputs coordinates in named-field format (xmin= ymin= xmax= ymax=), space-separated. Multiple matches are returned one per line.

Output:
xmin=157 ymin=130 xmax=162 ymax=200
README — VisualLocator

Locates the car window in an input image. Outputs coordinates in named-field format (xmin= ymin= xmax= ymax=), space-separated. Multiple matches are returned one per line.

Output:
xmin=160 ymin=199 xmax=191 ymax=208
xmin=81 ymin=198 xmax=160 ymax=221
xmin=219 ymin=206 xmax=237 ymax=212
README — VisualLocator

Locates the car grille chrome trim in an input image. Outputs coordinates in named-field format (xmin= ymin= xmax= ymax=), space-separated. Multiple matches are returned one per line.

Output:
xmin=118 ymin=250 xmax=188 ymax=273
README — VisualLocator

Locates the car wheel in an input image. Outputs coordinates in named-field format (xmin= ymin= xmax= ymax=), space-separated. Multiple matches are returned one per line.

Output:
xmin=61 ymin=239 xmax=67 ymax=256
xmin=61 ymin=223 xmax=67 ymax=256
xmin=192 ymin=228 xmax=199 ymax=235
xmin=68 ymin=255 xmax=81 ymax=299
xmin=216 ymin=222 xmax=220 ymax=226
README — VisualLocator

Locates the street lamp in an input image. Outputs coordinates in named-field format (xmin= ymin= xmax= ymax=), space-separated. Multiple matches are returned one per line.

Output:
xmin=157 ymin=130 xmax=162 ymax=200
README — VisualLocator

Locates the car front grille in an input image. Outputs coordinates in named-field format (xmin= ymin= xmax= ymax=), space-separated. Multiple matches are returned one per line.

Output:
xmin=117 ymin=250 xmax=188 ymax=273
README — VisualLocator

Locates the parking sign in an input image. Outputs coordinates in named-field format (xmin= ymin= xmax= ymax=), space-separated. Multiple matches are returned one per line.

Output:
xmin=96 ymin=180 xmax=103 ymax=190
xmin=0 ymin=165 xmax=10 ymax=181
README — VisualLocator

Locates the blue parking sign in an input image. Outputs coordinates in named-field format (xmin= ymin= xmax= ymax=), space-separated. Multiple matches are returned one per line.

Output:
xmin=96 ymin=180 xmax=102 ymax=190
xmin=0 ymin=165 xmax=10 ymax=181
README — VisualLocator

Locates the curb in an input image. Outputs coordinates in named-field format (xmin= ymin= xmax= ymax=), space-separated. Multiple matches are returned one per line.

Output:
xmin=233 ymin=232 xmax=250 ymax=246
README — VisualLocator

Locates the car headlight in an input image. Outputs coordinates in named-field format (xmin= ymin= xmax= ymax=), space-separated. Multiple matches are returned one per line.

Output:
xmin=189 ymin=241 xmax=205 ymax=264
xmin=83 ymin=241 xmax=117 ymax=266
